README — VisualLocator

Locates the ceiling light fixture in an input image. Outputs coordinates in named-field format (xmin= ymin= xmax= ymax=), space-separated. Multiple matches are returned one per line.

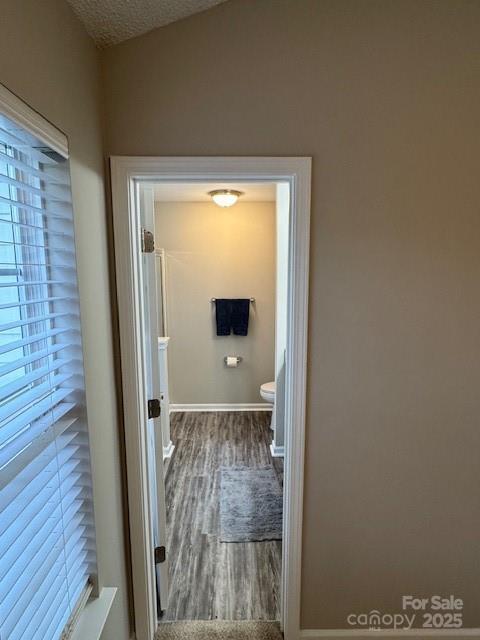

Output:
xmin=208 ymin=189 xmax=243 ymax=208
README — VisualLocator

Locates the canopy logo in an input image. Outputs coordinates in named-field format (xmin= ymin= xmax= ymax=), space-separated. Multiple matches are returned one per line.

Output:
xmin=347 ymin=610 xmax=415 ymax=630
xmin=347 ymin=596 xmax=464 ymax=630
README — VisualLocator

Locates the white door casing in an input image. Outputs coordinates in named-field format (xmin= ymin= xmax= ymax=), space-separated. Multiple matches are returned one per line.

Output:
xmin=139 ymin=185 xmax=169 ymax=614
xmin=111 ymin=157 xmax=311 ymax=640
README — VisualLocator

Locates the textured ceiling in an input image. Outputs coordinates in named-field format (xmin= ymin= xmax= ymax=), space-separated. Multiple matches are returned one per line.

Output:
xmin=66 ymin=0 xmax=229 ymax=48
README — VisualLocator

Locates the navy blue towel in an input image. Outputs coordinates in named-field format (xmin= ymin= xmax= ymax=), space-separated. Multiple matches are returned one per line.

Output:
xmin=215 ymin=299 xmax=231 ymax=336
xmin=231 ymin=299 xmax=250 ymax=336
xmin=214 ymin=299 xmax=251 ymax=336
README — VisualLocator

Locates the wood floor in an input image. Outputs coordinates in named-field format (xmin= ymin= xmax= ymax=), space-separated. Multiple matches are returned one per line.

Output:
xmin=163 ymin=411 xmax=283 ymax=621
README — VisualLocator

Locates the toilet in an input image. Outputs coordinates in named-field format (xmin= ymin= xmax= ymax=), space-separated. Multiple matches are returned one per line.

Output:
xmin=260 ymin=381 xmax=276 ymax=430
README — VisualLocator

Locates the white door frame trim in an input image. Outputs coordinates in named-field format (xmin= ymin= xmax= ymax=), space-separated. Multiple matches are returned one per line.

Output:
xmin=110 ymin=156 xmax=312 ymax=640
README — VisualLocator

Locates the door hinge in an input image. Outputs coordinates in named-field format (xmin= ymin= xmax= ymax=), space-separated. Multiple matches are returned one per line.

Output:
xmin=147 ymin=398 xmax=161 ymax=419
xmin=141 ymin=228 xmax=155 ymax=253
xmin=155 ymin=546 xmax=166 ymax=564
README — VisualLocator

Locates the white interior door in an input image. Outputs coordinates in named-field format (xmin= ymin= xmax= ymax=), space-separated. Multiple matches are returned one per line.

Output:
xmin=139 ymin=184 xmax=169 ymax=616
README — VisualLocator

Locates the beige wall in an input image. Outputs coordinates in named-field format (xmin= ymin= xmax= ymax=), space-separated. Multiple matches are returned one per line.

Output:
xmin=0 ymin=2 xmax=130 ymax=639
xmin=102 ymin=0 xmax=480 ymax=629
xmin=155 ymin=200 xmax=275 ymax=405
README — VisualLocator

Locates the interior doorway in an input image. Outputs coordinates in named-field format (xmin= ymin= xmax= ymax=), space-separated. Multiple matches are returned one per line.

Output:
xmin=151 ymin=181 xmax=285 ymax=621
xmin=110 ymin=157 xmax=311 ymax=640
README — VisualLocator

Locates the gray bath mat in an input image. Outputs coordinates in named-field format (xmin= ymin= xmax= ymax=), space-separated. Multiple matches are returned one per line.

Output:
xmin=219 ymin=466 xmax=283 ymax=542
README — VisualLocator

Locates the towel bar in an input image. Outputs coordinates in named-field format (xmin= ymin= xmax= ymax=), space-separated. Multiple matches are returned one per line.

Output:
xmin=211 ymin=297 xmax=255 ymax=303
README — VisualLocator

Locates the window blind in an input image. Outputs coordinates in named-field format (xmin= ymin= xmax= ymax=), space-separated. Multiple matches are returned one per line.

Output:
xmin=0 ymin=111 xmax=97 ymax=640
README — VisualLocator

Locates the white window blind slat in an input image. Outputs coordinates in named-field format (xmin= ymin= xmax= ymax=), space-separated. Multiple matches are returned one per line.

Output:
xmin=11 ymin=577 xmax=69 ymax=640
xmin=0 ymin=261 xmax=76 ymax=271
xmin=33 ymin=593 xmax=71 ymax=640
xmin=0 ymin=194 xmax=72 ymax=220
xmin=0 ymin=357 xmax=77 ymax=401
xmin=1 ymin=499 xmax=69 ymax=589
xmin=0 ymin=452 xmax=88 ymax=621
xmin=1 ymin=491 xmax=89 ymax=589
xmin=4 ymin=544 xmax=67 ymax=638
xmin=0 ymin=217 xmax=74 ymax=239
xmin=0 ymin=343 xmax=75 ymax=377
xmin=0 ymin=448 xmax=89 ymax=579
xmin=0 ymin=108 xmax=97 ymax=640
xmin=1 ymin=473 xmax=69 ymax=551
xmin=22 ymin=584 xmax=69 ymax=640
xmin=0 ymin=239 xmax=76 ymax=256
xmin=0 ymin=150 xmax=68 ymax=184
xmin=0 ymin=125 xmax=59 ymax=165
xmin=63 ymin=567 xmax=92 ymax=618
xmin=0 ymin=374 xmax=74 ymax=422
xmin=0 ymin=173 xmax=70 ymax=203
xmin=0 ymin=444 xmax=81 ymax=526
xmin=1 ymin=501 xmax=68 ymax=589
xmin=0 ymin=278 xmax=76 ymax=288
xmin=0 ymin=397 xmax=77 ymax=462
xmin=0 ymin=310 xmax=77 ymax=332
xmin=5 ymin=466 xmax=82 ymax=540
xmin=59 ymin=584 xmax=93 ymax=640
xmin=0 ymin=296 xmax=74 ymax=311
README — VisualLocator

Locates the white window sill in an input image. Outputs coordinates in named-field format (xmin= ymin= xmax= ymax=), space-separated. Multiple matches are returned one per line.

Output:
xmin=70 ymin=587 xmax=117 ymax=640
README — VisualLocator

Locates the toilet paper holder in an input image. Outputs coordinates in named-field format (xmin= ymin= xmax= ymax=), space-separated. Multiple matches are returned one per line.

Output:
xmin=224 ymin=356 xmax=243 ymax=366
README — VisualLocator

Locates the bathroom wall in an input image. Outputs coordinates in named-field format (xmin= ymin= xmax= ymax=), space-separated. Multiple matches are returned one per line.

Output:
xmin=155 ymin=200 xmax=275 ymax=405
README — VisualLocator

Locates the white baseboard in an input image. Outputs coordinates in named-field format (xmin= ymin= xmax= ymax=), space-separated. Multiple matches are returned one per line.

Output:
xmin=300 ymin=630 xmax=480 ymax=639
xmin=170 ymin=403 xmax=272 ymax=412
xmin=270 ymin=441 xmax=285 ymax=458
xmin=163 ymin=441 xmax=175 ymax=460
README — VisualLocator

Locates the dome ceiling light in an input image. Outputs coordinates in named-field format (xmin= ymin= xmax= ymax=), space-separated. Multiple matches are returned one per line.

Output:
xmin=208 ymin=189 xmax=244 ymax=208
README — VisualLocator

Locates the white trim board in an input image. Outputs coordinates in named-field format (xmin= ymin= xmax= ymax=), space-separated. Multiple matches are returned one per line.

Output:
xmin=170 ymin=403 xmax=272 ymax=412
xmin=300 ymin=630 xmax=480 ymax=639
xmin=110 ymin=156 xmax=311 ymax=640
xmin=0 ymin=82 xmax=69 ymax=158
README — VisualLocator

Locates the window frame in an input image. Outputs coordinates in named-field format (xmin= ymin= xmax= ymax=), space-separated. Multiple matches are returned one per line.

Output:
xmin=0 ymin=82 xmax=115 ymax=640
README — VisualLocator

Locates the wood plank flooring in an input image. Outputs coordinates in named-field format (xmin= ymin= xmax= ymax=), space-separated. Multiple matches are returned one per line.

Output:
xmin=163 ymin=411 xmax=283 ymax=621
